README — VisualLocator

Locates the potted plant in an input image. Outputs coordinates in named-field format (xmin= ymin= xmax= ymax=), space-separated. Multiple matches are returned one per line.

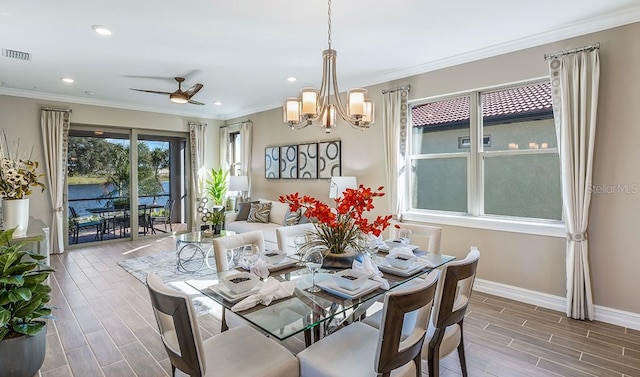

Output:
xmin=0 ymin=227 xmax=54 ymax=377
xmin=205 ymin=168 xmax=229 ymax=207
xmin=201 ymin=208 xmax=226 ymax=235
xmin=280 ymin=185 xmax=393 ymax=268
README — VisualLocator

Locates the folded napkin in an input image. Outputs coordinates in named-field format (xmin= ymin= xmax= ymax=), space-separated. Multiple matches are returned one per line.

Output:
xmin=231 ymin=277 xmax=296 ymax=312
xmin=250 ymin=257 xmax=271 ymax=279
xmin=352 ymin=254 xmax=389 ymax=289
xmin=389 ymin=247 xmax=436 ymax=268
xmin=367 ymin=234 xmax=387 ymax=250
xmin=389 ymin=246 xmax=415 ymax=257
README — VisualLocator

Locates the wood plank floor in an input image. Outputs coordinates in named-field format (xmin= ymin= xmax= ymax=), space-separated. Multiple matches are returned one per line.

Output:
xmin=39 ymin=236 xmax=640 ymax=376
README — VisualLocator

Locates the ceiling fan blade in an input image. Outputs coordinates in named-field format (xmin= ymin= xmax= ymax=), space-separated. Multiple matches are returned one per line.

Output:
xmin=130 ymin=88 xmax=173 ymax=95
xmin=185 ymin=83 xmax=203 ymax=97
xmin=188 ymin=99 xmax=205 ymax=106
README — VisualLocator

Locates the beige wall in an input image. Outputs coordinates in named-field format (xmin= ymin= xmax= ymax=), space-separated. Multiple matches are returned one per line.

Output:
xmin=0 ymin=95 xmax=222 ymax=230
xmin=1 ymin=22 xmax=638 ymax=317
xmin=230 ymin=22 xmax=640 ymax=316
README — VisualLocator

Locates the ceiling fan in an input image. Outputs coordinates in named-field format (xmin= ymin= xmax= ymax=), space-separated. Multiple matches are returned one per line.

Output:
xmin=130 ymin=77 xmax=205 ymax=105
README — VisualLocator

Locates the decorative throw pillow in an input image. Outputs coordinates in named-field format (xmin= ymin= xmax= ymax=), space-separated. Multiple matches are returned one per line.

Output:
xmin=235 ymin=201 xmax=258 ymax=221
xmin=283 ymin=208 xmax=302 ymax=226
xmin=298 ymin=214 xmax=317 ymax=224
xmin=247 ymin=202 xmax=272 ymax=223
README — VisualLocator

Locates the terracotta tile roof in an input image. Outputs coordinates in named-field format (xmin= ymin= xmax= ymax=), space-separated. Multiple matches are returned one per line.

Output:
xmin=412 ymin=82 xmax=552 ymax=128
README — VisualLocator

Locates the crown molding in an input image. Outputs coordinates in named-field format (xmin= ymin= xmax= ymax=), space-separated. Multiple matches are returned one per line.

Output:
xmin=0 ymin=87 xmax=224 ymax=120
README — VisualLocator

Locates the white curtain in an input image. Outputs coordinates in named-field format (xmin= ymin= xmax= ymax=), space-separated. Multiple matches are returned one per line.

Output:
xmin=189 ymin=123 xmax=206 ymax=231
xmin=240 ymin=121 xmax=253 ymax=198
xmin=548 ymin=48 xmax=599 ymax=320
xmin=382 ymin=87 xmax=410 ymax=219
xmin=40 ymin=109 xmax=70 ymax=254
xmin=219 ymin=126 xmax=230 ymax=173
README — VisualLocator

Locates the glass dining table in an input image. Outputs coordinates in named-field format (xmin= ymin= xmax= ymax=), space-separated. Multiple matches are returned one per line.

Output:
xmin=185 ymin=249 xmax=455 ymax=346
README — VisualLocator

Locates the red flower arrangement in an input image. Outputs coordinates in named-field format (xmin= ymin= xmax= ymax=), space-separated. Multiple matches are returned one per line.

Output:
xmin=279 ymin=185 xmax=393 ymax=255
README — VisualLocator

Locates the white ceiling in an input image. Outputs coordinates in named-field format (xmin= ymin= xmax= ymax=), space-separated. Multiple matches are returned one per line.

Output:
xmin=1 ymin=0 xmax=640 ymax=120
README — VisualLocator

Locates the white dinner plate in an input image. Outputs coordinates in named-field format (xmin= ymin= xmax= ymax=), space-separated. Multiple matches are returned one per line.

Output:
xmin=379 ymin=240 xmax=420 ymax=252
xmin=316 ymin=278 xmax=383 ymax=300
xmin=208 ymin=282 xmax=262 ymax=303
xmin=267 ymin=256 xmax=298 ymax=272
xmin=377 ymin=259 xmax=429 ymax=277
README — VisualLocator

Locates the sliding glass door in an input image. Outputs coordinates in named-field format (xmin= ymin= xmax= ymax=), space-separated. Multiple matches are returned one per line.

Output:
xmin=66 ymin=128 xmax=189 ymax=245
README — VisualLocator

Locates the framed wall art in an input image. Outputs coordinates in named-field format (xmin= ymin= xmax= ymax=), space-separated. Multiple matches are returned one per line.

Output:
xmin=297 ymin=142 xmax=318 ymax=179
xmin=265 ymin=146 xmax=280 ymax=179
xmin=318 ymin=140 xmax=341 ymax=179
xmin=280 ymin=145 xmax=298 ymax=179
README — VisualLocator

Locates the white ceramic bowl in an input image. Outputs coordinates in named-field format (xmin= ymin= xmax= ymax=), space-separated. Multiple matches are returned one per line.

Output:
xmin=386 ymin=254 xmax=417 ymax=269
xmin=261 ymin=250 xmax=287 ymax=265
xmin=220 ymin=272 xmax=260 ymax=294
xmin=332 ymin=269 xmax=369 ymax=291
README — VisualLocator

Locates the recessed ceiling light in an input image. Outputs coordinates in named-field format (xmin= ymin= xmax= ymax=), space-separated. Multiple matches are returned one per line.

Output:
xmin=92 ymin=25 xmax=112 ymax=36
xmin=61 ymin=77 xmax=74 ymax=83
xmin=94 ymin=130 xmax=104 ymax=135
xmin=287 ymin=77 xmax=297 ymax=82
xmin=213 ymin=101 xmax=222 ymax=106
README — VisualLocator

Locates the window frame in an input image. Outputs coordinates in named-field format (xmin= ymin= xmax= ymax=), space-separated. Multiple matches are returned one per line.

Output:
xmin=403 ymin=78 xmax=565 ymax=237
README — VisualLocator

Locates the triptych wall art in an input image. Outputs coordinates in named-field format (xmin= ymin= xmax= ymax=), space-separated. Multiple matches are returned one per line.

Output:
xmin=265 ymin=140 xmax=341 ymax=179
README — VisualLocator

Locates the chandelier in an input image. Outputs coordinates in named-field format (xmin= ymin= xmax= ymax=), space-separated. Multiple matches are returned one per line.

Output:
xmin=283 ymin=0 xmax=375 ymax=133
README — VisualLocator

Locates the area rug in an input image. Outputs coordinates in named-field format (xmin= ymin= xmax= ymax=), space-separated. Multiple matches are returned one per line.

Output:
xmin=118 ymin=251 xmax=221 ymax=316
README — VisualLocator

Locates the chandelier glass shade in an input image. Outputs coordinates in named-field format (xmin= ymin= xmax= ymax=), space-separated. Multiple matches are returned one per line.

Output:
xmin=283 ymin=0 xmax=375 ymax=133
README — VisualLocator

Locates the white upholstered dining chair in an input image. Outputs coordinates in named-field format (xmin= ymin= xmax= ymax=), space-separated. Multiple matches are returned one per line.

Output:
xmin=145 ymin=273 xmax=299 ymax=377
xmin=389 ymin=221 xmax=443 ymax=253
xmin=276 ymin=223 xmax=315 ymax=255
xmin=211 ymin=231 xmax=266 ymax=331
xmin=296 ymin=270 xmax=439 ymax=377
xmin=363 ymin=247 xmax=480 ymax=377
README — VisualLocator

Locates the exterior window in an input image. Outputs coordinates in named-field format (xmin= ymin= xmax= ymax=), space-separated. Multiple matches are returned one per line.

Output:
xmin=229 ymin=131 xmax=241 ymax=175
xmin=408 ymin=81 xmax=561 ymax=221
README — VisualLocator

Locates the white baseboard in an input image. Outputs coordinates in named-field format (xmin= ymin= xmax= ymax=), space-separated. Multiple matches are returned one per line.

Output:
xmin=473 ymin=278 xmax=640 ymax=331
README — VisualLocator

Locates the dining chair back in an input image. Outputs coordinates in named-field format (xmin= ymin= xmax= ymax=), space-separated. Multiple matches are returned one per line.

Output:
xmin=424 ymin=247 xmax=480 ymax=377
xmin=146 ymin=272 xmax=205 ymax=376
xmin=211 ymin=231 xmax=265 ymax=331
xmin=146 ymin=273 xmax=300 ymax=377
xmin=276 ymin=223 xmax=315 ymax=255
xmin=389 ymin=221 xmax=443 ymax=253
xmin=212 ymin=230 xmax=265 ymax=273
xmin=296 ymin=270 xmax=439 ymax=377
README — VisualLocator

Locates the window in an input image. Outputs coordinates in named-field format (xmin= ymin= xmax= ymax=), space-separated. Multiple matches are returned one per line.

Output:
xmin=229 ymin=131 xmax=241 ymax=176
xmin=408 ymin=81 xmax=562 ymax=223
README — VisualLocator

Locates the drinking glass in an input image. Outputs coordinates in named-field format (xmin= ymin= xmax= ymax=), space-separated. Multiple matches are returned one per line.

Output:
xmin=303 ymin=248 xmax=324 ymax=292
xmin=241 ymin=244 xmax=260 ymax=267
xmin=397 ymin=229 xmax=412 ymax=246
xmin=294 ymin=235 xmax=309 ymax=267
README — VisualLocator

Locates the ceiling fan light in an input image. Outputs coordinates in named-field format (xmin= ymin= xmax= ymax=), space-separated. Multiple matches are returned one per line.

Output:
xmin=170 ymin=93 xmax=188 ymax=104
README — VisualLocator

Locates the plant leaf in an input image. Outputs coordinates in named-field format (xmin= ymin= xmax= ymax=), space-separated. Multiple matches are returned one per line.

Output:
xmin=7 ymin=287 xmax=32 ymax=302
xmin=0 ymin=306 xmax=10 ymax=327
xmin=12 ymin=321 xmax=45 ymax=336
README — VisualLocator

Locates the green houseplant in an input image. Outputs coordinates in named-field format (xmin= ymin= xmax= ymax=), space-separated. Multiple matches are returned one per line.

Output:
xmin=205 ymin=167 xmax=229 ymax=207
xmin=0 ymin=227 xmax=54 ymax=376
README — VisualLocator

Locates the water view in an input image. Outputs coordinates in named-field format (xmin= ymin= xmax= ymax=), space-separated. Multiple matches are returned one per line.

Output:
xmin=69 ymin=181 xmax=170 ymax=217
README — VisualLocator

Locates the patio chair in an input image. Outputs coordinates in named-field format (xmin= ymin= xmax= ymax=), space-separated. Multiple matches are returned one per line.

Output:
xmin=150 ymin=199 xmax=175 ymax=233
xmin=69 ymin=206 xmax=102 ymax=244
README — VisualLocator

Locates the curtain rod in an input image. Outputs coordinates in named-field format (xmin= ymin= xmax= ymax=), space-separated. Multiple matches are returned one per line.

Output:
xmin=221 ymin=120 xmax=252 ymax=129
xmin=382 ymin=84 xmax=411 ymax=95
xmin=40 ymin=107 xmax=72 ymax=113
xmin=544 ymin=42 xmax=600 ymax=61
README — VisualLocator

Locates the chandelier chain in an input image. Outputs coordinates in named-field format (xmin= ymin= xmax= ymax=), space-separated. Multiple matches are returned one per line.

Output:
xmin=327 ymin=0 xmax=332 ymax=49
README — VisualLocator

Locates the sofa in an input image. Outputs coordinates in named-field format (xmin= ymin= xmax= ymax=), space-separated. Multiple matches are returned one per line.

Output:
xmin=225 ymin=198 xmax=312 ymax=253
